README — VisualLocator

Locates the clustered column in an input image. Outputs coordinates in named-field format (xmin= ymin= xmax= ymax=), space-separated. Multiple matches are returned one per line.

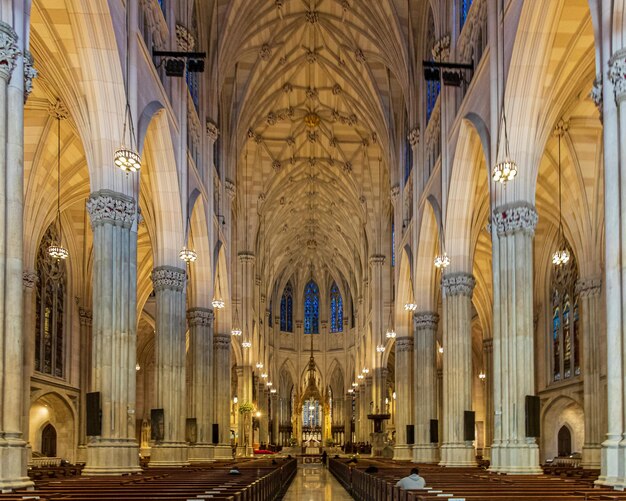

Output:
xmin=413 ymin=312 xmax=439 ymax=463
xmin=187 ymin=307 xmax=214 ymax=463
xmin=440 ymin=273 xmax=476 ymax=467
xmin=489 ymin=203 xmax=541 ymax=474
xmin=482 ymin=338 xmax=494 ymax=462
xmin=83 ymin=191 xmax=141 ymax=475
xmin=213 ymin=333 xmax=232 ymax=459
xmin=149 ymin=266 xmax=188 ymax=467
xmin=393 ymin=336 xmax=413 ymax=460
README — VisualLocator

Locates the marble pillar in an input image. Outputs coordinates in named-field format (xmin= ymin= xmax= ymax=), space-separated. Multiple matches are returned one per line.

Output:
xmin=482 ymin=338 xmax=494 ymax=462
xmin=213 ymin=333 xmax=232 ymax=459
xmin=21 ymin=272 xmax=37 ymax=466
xmin=0 ymin=20 xmax=33 ymax=491
xmin=489 ymin=203 xmax=541 ymax=474
xmin=77 ymin=307 xmax=92 ymax=463
xmin=413 ymin=312 xmax=439 ymax=463
xmin=149 ymin=266 xmax=189 ymax=467
xmin=440 ymin=272 xmax=476 ymax=467
xmin=576 ymin=278 xmax=603 ymax=468
xmin=393 ymin=336 xmax=413 ymax=460
xmin=187 ymin=307 xmax=214 ymax=463
xmin=83 ymin=191 xmax=140 ymax=475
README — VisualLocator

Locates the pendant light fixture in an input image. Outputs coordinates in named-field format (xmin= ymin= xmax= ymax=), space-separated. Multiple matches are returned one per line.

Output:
xmin=212 ymin=265 xmax=225 ymax=308
xmin=385 ymin=307 xmax=396 ymax=339
xmin=48 ymin=115 xmax=69 ymax=261
xmin=491 ymin=3 xmax=518 ymax=184
xmin=552 ymin=129 xmax=570 ymax=266
xmin=231 ymin=256 xmax=242 ymax=336
xmin=114 ymin=0 xmax=141 ymax=173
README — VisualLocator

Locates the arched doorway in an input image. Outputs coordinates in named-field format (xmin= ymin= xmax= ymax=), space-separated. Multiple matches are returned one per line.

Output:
xmin=41 ymin=424 xmax=57 ymax=457
xmin=557 ymin=426 xmax=572 ymax=457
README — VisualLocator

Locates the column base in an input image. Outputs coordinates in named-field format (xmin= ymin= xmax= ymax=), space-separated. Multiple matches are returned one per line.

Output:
xmin=581 ymin=444 xmax=601 ymax=469
xmin=596 ymin=436 xmax=620 ymax=487
xmin=76 ymin=445 xmax=88 ymax=464
xmin=213 ymin=444 xmax=234 ymax=460
xmin=149 ymin=442 xmax=189 ymax=467
xmin=412 ymin=443 xmax=439 ymax=463
xmin=188 ymin=444 xmax=215 ymax=463
xmin=0 ymin=436 xmax=34 ymax=492
xmin=393 ymin=444 xmax=413 ymax=460
xmin=82 ymin=439 xmax=141 ymax=475
xmin=488 ymin=442 xmax=542 ymax=474
xmin=439 ymin=442 xmax=476 ymax=467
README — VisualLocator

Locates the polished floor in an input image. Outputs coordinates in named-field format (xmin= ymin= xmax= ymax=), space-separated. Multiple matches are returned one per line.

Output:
xmin=282 ymin=462 xmax=352 ymax=500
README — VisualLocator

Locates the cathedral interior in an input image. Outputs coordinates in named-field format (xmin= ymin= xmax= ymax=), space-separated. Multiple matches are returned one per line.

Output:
xmin=1 ymin=0 xmax=626 ymax=498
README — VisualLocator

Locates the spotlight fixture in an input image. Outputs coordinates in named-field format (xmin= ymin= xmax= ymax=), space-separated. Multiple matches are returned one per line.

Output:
xmin=165 ymin=58 xmax=185 ymax=77
xmin=422 ymin=60 xmax=473 ymax=86
xmin=153 ymin=50 xmax=207 ymax=77
xmin=423 ymin=67 xmax=440 ymax=81
xmin=187 ymin=58 xmax=205 ymax=73
xmin=376 ymin=344 xmax=386 ymax=353
xmin=179 ymin=246 xmax=197 ymax=263
xmin=434 ymin=253 xmax=450 ymax=269
xmin=442 ymin=70 xmax=463 ymax=86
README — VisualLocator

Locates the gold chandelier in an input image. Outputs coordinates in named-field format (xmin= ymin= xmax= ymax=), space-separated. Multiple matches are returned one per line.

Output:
xmin=552 ymin=131 xmax=570 ymax=266
xmin=48 ymin=116 xmax=68 ymax=261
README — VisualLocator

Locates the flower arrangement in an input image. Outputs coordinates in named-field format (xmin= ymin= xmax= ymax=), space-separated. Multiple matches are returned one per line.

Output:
xmin=238 ymin=402 xmax=254 ymax=414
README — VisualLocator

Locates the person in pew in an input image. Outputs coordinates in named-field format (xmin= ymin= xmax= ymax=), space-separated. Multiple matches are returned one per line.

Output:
xmin=395 ymin=467 xmax=426 ymax=490
xmin=228 ymin=466 xmax=241 ymax=475
xmin=365 ymin=466 xmax=378 ymax=473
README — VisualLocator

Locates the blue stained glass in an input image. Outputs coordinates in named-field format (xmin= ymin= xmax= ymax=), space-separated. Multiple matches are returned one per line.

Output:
xmin=460 ymin=0 xmax=473 ymax=31
xmin=186 ymin=70 xmax=199 ymax=112
xmin=330 ymin=282 xmax=343 ymax=333
xmin=426 ymin=78 xmax=440 ymax=122
xmin=280 ymin=282 xmax=293 ymax=332
xmin=553 ymin=307 xmax=561 ymax=381
xmin=304 ymin=280 xmax=319 ymax=334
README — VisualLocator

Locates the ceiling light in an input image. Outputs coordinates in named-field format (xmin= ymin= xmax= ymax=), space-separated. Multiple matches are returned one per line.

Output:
xmin=256 ymin=362 xmax=264 ymax=369
xmin=386 ymin=328 xmax=396 ymax=339
xmin=179 ymin=246 xmax=197 ymax=263
xmin=114 ymin=146 xmax=141 ymax=173
xmin=492 ymin=158 xmax=518 ymax=184
xmin=376 ymin=344 xmax=386 ymax=353
xmin=404 ymin=303 xmax=417 ymax=311
xmin=242 ymin=341 xmax=252 ymax=348
xmin=231 ymin=327 xmax=242 ymax=337
xmin=434 ymin=253 xmax=450 ymax=269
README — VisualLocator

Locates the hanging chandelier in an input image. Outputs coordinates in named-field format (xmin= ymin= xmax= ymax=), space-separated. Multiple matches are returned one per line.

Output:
xmin=434 ymin=252 xmax=450 ymax=269
xmin=256 ymin=362 xmax=264 ymax=369
xmin=212 ymin=267 xmax=225 ymax=308
xmin=552 ymin=130 xmax=570 ymax=266
xmin=179 ymin=246 xmax=197 ymax=263
xmin=231 ymin=326 xmax=242 ymax=336
xmin=376 ymin=344 xmax=385 ymax=353
xmin=261 ymin=372 xmax=268 ymax=379
xmin=404 ymin=302 xmax=417 ymax=311
xmin=242 ymin=340 xmax=252 ymax=348
xmin=385 ymin=327 xmax=396 ymax=339
xmin=212 ymin=297 xmax=225 ymax=309
xmin=48 ymin=116 xmax=69 ymax=261
xmin=266 ymin=381 xmax=273 ymax=387
xmin=492 ymin=158 xmax=518 ymax=184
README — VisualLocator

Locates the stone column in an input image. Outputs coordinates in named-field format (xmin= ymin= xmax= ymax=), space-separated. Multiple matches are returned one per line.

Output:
xmin=576 ymin=278 xmax=602 ymax=468
xmin=270 ymin=392 xmax=279 ymax=445
xmin=482 ymin=338 xmax=494 ymax=462
xmin=187 ymin=308 xmax=214 ymax=463
xmin=393 ymin=336 xmax=413 ymax=459
xmin=0 ymin=21 xmax=33 ymax=491
xmin=83 ymin=191 xmax=141 ymax=475
xmin=258 ymin=387 xmax=269 ymax=446
xmin=413 ymin=312 xmax=439 ymax=463
xmin=77 ymin=307 xmax=92 ymax=462
xmin=489 ymin=203 xmax=541 ymax=474
xmin=213 ymin=333 xmax=232 ymax=459
xmin=440 ymin=272 xmax=476 ymax=467
xmin=369 ymin=255 xmax=386 ymax=414
xmin=236 ymin=365 xmax=253 ymax=456
xmin=149 ymin=266 xmax=189 ymax=467
xmin=345 ymin=392 xmax=354 ymax=444
xmin=21 ymin=271 xmax=37 ymax=465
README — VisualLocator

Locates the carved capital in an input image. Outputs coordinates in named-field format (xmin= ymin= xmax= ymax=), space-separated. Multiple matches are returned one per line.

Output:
xmin=259 ymin=43 xmax=272 ymax=61
xmin=0 ymin=22 xmax=19 ymax=82
xmin=214 ymin=333 xmax=231 ymax=350
xmin=22 ymin=271 xmax=38 ymax=289
xmin=295 ymin=320 xmax=303 ymax=329
xmin=390 ymin=185 xmax=400 ymax=202
xmin=48 ymin=98 xmax=69 ymax=120
xmin=590 ymin=74 xmax=602 ymax=120
xmin=224 ymin=179 xmax=236 ymax=199
xmin=151 ymin=266 xmax=186 ymax=292
xmin=175 ymin=24 xmax=196 ymax=52
xmin=408 ymin=127 xmax=420 ymax=147
xmin=87 ymin=190 xmax=137 ymax=229
xmin=575 ymin=277 xmax=601 ymax=297
xmin=238 ymin=251 xmax=256 ymax=264
xmin=609 ymin=49 xmax=626 ymax=102
xmin=492 ymin=202 xmax=538 ymax=237
xmin=79 ymin=307 xmax=92 ymax=327
xmin=187 ymin=307 xmax=214 ymax=326
xmin=23 ymin=50 xmax=37 ymax=102
xmin=414 ymin=311 xmax=438 ymax=330
xmin=483 ymin=337 xmax=493 ymax=353
xmin=206 ymin=120 xmax=219 ymax=141
xmin=369 ymin=254 xmax=385 ymax=266
xmin=432 ymin=34 xmax=450 ymax=62
xmin=441 ymin=272 xmax=475 ymax=298
xmin=395 ymin=336 xmax=414 ymax=352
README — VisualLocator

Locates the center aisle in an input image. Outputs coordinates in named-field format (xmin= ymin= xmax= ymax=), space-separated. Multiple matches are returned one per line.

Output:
xmin=282 ymin=462 xmax=352 ymax=501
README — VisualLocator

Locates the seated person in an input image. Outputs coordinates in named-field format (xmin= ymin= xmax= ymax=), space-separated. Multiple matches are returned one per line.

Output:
xmin=365 ymin=465 xmax=378 ymax=473
xmin=395 ymin=468 xmax=426 ymax=490
xmin=228 ymin=466 xmax=241 ymax=475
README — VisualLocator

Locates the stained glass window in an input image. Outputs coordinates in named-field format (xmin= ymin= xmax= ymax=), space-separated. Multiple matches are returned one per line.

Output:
xmin=304 ymin=280 xmax=319 ymax=334
xmin=426 ymin=78 xmax=440 ymax=123
xmin=550 ymin=241 xmax=580 ymax=383
xmin=280 ymin=282 xmax=293 ymax=332
xmin=330 ymin=282 xmax=343 ymax=333
xmin=35 ymin=225 xmax=66 ymax=378
xmin=460 ymin=0 xmax=473 ymax=31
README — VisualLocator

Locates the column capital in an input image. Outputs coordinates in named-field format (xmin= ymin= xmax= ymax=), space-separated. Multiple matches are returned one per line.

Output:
xmin=442 ymin=272 xmax=475 ymax=298
xmin=238 ymin=251 xmax=255 ymax=263
xmin=187 ymin=307 xmax=214 ymax=326
xmin=390 ymin=185 xmax=400 ymax=202
xmin=0 ymin=22 xmax=19 ymax=82
xmin=206 ymin=120 xmax=219 ymax=141
xmin=295 ymin=320 xmax=303 ymax=329
xmin=395 ymin=336 xmax=413 ymax=352
xmin=414 ymin=311 xmax=438 ymax=330
xmin=224 ymin=179 xmax=236 ymax=199
xmin=482 ymin=337 xmax=493 ymax=353
xmin=576 ymin=277 xmax=602 ymax=297
xmin=214 ymin=333 xmax=231 ymax=350
xmin=151 ymin=266 xmax=186 ymax=292
xmin=590 ymin=74 xmax=602 ymax=120
xmin=408 ymin=127 xmax=420 ymax=147
xmin=609 ymin=48 xmax=626 ymax=102
xmin=492 ymin=202 xmax=538 ymax=237
xmin=87 ymin=190 xmax=137 ymax=229
xmin=369 ymin=254 xmax=385 ymax=266
xmin=24 ymin=50 xmax=37 ymax=102
xmin=22 ymin=271 xmax=38 ymax=289
xmin=79 ymin=307 xmax=93 ymax=326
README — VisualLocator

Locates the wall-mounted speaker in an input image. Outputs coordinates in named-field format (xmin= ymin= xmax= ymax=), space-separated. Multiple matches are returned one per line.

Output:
xmin=406 ymin=425 xmax=415 ymax=445
xmin=212 ymin=423 xmax=219 ymax=444
xmin=525 ymin=395 xmax=541 ymax=437
xmin=86 ymin=392 xmax=101 ymax=436
xmin=464 ymin=411 xmax=475 ymax=441
xmin=151 ymin=409 xmax=164 ymax=441
xmin=429 ymin=419 xmax=439 ymax=443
